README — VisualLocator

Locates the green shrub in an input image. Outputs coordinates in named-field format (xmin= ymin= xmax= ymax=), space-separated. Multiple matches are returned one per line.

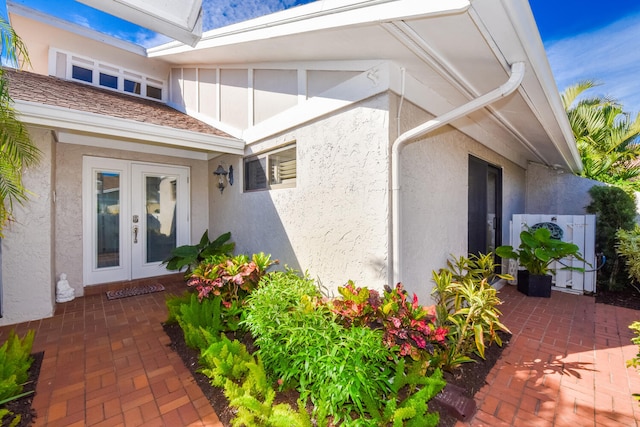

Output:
xmin=165 ymin=291 xmax=193 ymax=324
xmin=586 ymin=185 xmax=637 ymax=290
xmin=243 ymin=270 xmax=396 ymax=423
xmin=431 ymin=253 xmax=510 ymax=370
xmin=188 ymin=252 xmax=277 ymax=304
xmin=616 ymin=226 xmax=640 ymax=290
xmin=163 ymin=230 xmax=235 ymax=273
xmin=328 ymin=282 xmax=448 ymax=366
xmin=199 ymin=335 xmax=254 ymax=388
xmin=0 ymin=329 xmax=35 ymax=426
xmin=176 ymin=293 xmax=226 ymax=348
xmin=627 ymin=321 xmax=640 ymax=405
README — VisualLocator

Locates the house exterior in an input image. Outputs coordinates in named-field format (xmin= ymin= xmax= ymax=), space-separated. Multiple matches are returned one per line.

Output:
xmin=1 ymin=0 xmax=584 ymax=326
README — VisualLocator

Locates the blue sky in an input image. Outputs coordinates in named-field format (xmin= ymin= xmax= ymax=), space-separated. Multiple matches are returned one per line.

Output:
xmin=530 ymin=0 xmax=640 ymax=116
xmin=4 ymin=0 xmax=640 ymax=115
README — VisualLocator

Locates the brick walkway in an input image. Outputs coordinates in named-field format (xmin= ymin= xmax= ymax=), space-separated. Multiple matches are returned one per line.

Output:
xmin=1 ymin=279 xmax=639 ymax=426
xmin=0 ymin=276 xmax=221 ymax=427
xmin=458 ymin=284 xmax=640 ymax=427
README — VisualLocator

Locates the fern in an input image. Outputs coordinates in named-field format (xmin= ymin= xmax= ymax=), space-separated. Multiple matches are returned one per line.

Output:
xmin=0 ymin=330 xmax=34 ymax=402
xmin=199 ymin=336 xmax=253 ymax=387
xmin=165 ymin=291 xmax=193 ymax=324
xmin=177 ymin=294 xmax=226 ymax=348
xmin=0 ymin=408 xmax=20 ymax=427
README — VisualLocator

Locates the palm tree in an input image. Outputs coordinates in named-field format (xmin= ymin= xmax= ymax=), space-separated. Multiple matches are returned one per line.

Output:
xmin=0 ymin=17 xmax=41 ymax=234
xmin=562 ymin=80 xmax=640 ymax=187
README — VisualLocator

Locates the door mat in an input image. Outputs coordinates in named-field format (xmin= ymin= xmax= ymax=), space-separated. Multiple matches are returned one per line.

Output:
xmin=106 ymin=284 xmax=165 ymax=300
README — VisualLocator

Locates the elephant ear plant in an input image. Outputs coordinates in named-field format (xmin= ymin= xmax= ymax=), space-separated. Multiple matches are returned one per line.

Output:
xmin=163 ymin=230 xmax=235 ymax=274
xmin=495 ymin=227 xmax=587 ymax=276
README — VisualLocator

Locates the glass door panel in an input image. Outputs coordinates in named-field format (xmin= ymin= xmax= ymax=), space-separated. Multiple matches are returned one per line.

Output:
xmin=131 ymin=163 xmax=189 ymax=279
xmin=145 ymin=175 xmax=177 ymax=263
xmin=83 ymin=157 xmax=130 ymax=285
xmin=96 ymin=172 xmax=120 ymax=268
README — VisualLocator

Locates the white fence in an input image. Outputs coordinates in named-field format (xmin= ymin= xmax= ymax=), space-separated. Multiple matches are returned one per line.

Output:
xmin=508 ymin=214 xmax=597 ymax=294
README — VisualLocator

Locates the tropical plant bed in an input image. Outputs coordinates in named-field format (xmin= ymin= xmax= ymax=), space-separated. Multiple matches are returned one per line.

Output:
xmin=1 ymin=351 xmax=43 ymax=427
xmin=163 ymin=322 xmax=510 ymax=426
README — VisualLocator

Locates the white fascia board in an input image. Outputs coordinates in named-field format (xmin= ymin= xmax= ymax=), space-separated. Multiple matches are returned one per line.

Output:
xmin=7 ymin=2 xmax=147 ymax=56
xmin=501 ymin=1 xmax=582 ymax=172
xmin=15 ymin=100 xmax=245 ymax=155
xmin=243 ymin=63 xmax=390 ymax=144
xmin=149 ymin=0 xmax=470 ymax=56
xmin=57 ymin=132 xmax=209 ymax=160
xmin=469 ymin=0 xmax=581 ymax=172
xmin=76 ymin=0 xmax=203 ymax=47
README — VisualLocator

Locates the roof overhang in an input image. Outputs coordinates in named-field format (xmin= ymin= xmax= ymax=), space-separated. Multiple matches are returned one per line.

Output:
xmin=76 ymin=0 xmax=203 ymax=46
xmin=149 ymin=0 xmax=581 ymax=172
xmin=16 ymin=99 xmax=244 ymax=159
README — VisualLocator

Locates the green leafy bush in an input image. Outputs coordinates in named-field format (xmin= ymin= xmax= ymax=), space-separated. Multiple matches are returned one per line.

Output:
xmin=199 ymin=335 xmax=254 ymax=387
xmin=328 ymin=282 xmax=447 ymax=364
xmin=188 ymin=252 xmax=277 ymax=304
xmin=0 ymin=329 xmax=35 ymax=426
xmin=243 ymin=270 xmax=398 ymax=423
xmin=616 ymin=226 xmax=640 ymax=290
xmin=165 ymin=291 xmax=193 ymax=324
xmin=627 ymin=321 xmax=640 ymax=404
xmin=431 ymin=253 xmax=510 ymax=370
xmin=175 ymin=293 xmax=228 ymax=348
xmin=163 ymin=230 xmax=235 ymax=273
xmin=586 ymin=185 xmax=637 ymax=290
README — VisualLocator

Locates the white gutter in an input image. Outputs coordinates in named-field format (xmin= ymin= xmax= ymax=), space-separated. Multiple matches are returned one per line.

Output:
xmin=391 ymin=61 xmax=526 ymax=285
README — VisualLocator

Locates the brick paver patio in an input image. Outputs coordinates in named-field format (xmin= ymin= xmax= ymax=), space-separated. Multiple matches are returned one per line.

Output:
xmin=0 ymin=278 xmax=639 ymax=426
xmin=457 ymin=284 xmax=640 ymax=427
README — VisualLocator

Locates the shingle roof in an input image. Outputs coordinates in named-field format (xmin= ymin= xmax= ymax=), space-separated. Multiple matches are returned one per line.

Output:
xmin=4 ymin=68 xmax=233 ymax=139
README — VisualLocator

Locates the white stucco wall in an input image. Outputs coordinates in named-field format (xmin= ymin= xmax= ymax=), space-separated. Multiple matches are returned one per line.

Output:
xmin=1 ymin=127 xmax=55 ymax=326
xmin=55 ymin=142 xmax=210 ymax=297
xmin=209 ymin=94 xmax=391 ymax=294
xmin=396 ymin=99 xmax=526 ymax=304
xmin=525 ymin=162 xmax=603 ymax=215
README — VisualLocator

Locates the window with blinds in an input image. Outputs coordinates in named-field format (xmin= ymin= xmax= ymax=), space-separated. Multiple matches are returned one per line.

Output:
xmin=244 ymin=144 xmax=296 ymax=191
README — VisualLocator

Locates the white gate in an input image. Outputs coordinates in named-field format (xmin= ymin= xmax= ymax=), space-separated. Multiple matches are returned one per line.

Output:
xmin=508 ymin=214 xmax=597 ymax=294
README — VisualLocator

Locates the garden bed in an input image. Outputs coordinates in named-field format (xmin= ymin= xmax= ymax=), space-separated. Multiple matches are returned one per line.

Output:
xmin=163 ymin=322 xmax=510 ymax=426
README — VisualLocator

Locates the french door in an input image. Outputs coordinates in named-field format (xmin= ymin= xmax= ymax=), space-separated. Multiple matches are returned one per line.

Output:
xmin=83 ymin=157 xmax=190 ymax=285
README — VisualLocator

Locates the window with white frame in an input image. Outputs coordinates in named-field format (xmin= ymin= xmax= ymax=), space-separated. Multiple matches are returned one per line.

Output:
xmin=54 ymin=49 xmax=166 ymax=102
xmin=244 ymin=144 xmax=296 ymax=191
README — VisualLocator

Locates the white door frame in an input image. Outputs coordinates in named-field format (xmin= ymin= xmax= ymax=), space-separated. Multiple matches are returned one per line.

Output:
xmin=82 ymin=156 xmax=191 ymax=286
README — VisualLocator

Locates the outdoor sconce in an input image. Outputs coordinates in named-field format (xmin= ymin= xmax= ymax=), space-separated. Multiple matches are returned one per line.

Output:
xmin=213 ymin=164 xmax=228 ymax=194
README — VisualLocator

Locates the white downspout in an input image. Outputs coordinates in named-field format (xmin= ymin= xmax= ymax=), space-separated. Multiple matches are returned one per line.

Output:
xmin=391 ymin=61 xmax=526 ymax=285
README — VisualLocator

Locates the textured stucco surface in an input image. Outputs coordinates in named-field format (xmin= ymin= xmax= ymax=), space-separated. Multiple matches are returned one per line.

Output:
xmin=395 ymin=98 xmax=526 ymax=304
xmin=55 ymin=142 xmax=210 ymax=296
xmin=209 ymin=94 xmax=391 ymax=294
xmin=525 ymin=162 xmax=602 ymax=215
xmin=1 ymin=127 xmax=55 ymax=326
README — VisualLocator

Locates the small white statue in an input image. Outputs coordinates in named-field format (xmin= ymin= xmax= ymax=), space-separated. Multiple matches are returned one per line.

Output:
xmin=56 ymin=273 xmax=75 ymax=303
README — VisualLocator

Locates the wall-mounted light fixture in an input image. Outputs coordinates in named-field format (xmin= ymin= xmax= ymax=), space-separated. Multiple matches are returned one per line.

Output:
xmin=213 ymin=164 xmax=228 ymax=194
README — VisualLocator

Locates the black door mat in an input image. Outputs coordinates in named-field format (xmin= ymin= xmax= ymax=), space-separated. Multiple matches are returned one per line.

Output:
xmin=106 ymin=284 xmax=165 ymax=300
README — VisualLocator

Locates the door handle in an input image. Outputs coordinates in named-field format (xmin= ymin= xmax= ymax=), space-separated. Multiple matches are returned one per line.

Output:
xmin=133 ymin=225 xmax=139 ymax=244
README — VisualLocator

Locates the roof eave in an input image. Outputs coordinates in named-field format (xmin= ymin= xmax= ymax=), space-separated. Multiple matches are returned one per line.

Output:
xmin=477 ymin=0 xmax=582 ymax=173
xmin=148 ymin=0 xmax=471 ymax=57
xmin=15 ymin=100 xmax=245 ymax=155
